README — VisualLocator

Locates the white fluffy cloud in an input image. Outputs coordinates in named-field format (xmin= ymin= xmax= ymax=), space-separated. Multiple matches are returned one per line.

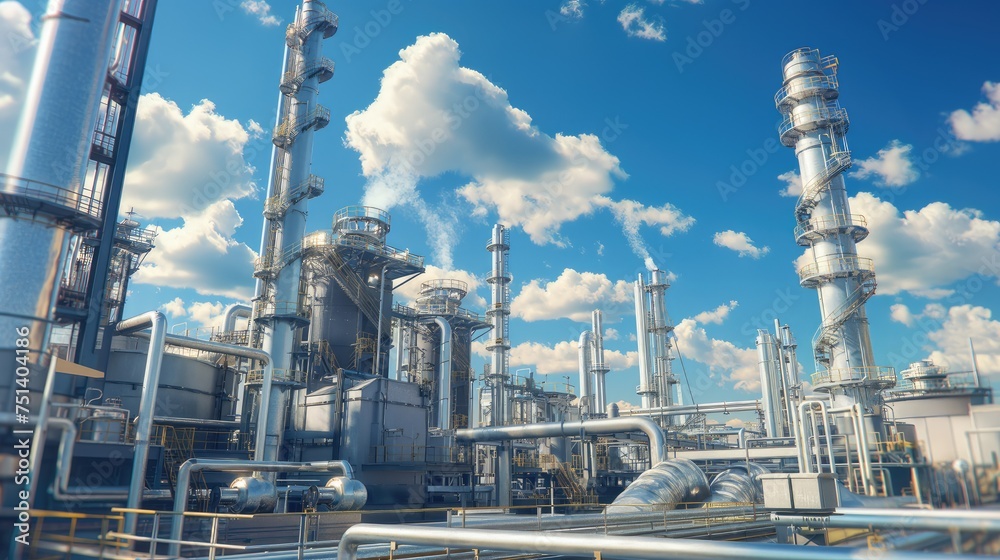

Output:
xmin=849 ymin=140 xmax=919 ymax=187
xmin=240 ymin=0 xmax=281 ymax=26
xmin=617 ymin=4 xmax=665 ymax=41
xmin=560 ymin=0 xmax=585 ymax=18
xmin=345 ymin=33 xmax=686 ymax=263
xmin=474 ymin=338 xmax=637 ymax=376
xmin=693 ymin=300 xmax=738 ymax=325
xmin=848 ymin=193 xmax=1000 ymax=297
xmin=777 ymin=170 xmax=802 ymax=197
xmin=187 ymin=301 xmax=227 ymax=329
xmin=0 ymin=1 xmax=36 ymax=171
xmin=890 ymin=303 xmax=1000 ymax=383
xmin=927 ymin=305 xmax=1000 ymax=380
xmin=713 ymin=230 xmax=769 ymax=259
xmin=132 ymin=201 xmax=257 ymax=300
xmin=511 ymin=268 xmax=634 ymax=323
xmin=673 ymin=315 xmax=759 ymax=392
xmin=393 ymin=265 xmax=487 ymax=309
xmin=123 ymin=93 xmax=259 ymax=219
xmin=161 ymin=297 xmax=186 ymax=318
xmin=603 ymin=198 xmax=695 ymax=269
xmin=889 ymin=303 xmax=914 ymax=327
xmin=949 ymin=81 xmax=1000 ymax=142
xmin=604 ymin=327 xmax=620 ymax=341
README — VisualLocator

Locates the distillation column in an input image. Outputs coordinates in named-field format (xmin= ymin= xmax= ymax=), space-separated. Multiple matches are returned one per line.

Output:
xmin=633 ymin=271 xmax=677 ymax=421
xmin=775 ymin=48 xmax=894 ymax=413
xmin=252 ymin=1 xmax=337 ymax=462
xmin=485 ymin=224 xmax=512 ymax=506
xmin=591 ymin=310 xmax=610 ymax=416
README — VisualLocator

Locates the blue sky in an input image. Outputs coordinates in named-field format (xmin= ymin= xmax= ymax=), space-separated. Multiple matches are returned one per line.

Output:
xmin=3 ymin=0 xmax=1000 ymax=413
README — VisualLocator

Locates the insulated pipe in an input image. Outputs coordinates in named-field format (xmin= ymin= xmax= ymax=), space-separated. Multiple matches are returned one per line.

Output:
xmin=705 ymin=463 xmax=770 ymax=504
xmin=456 ymin=417 xmax=665 ymax=466
xmin=772 ymin=508 xmax=1000 ymax=534
xmin=607 ymin=458 xmax=709 ymax=512
xmin=797 ymin=401 xmax=835 ymax=474
xmin=337 ymin=524 xmax=976 ymax=560
xmin=429 ymin=317 xmax=452 ymax=430
xmin=854 ymin=403 xmax=876 ymax=496
xmin=578 ymin=330 xmax=593 ymax=416
xmin=125 ymin=330 xmax=273 ymax=461
xmin=620 ymin=400 xmax=762 ymax=417
xmin=170 ymin=459 xmax=357 ymax=556
xmin=115 ymin=311 xmax=166 ymax=537
xmin=224 ymin=304 xmax=252 ymax=332
xmin=0 ymin=414 xmax=163 ymax=502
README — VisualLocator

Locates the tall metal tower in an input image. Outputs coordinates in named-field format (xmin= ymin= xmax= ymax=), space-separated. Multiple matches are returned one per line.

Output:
xmin=485 ymin=224 xmax=511 ymax=426
xmin=633 ymin=270 xmax=676 ymax=419
xmin=485 ymin=223 xmax=512 ymax=506
xmin=591 ymin=309 xmax=610 ymax=416
xmin=251 ymin=0 xmax=337 ymax=462
xmin=775 ymin=48 xmax=894 ymax=409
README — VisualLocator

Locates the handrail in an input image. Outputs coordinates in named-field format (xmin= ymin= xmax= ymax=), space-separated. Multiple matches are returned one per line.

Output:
xmin=811 ymin=366 xmax=896 ymax=388
xmin=0 ymin=173 xmax=104 ymax=219
xmin=774 ymin=74 xmax=839 ymax=107
xmin=794 ymin=212 xmax=866 ymax=240
xmin=797 ymin=255 xmax=875 ymax=283
xmin=778 ymin=106 xmax=849 ymax=139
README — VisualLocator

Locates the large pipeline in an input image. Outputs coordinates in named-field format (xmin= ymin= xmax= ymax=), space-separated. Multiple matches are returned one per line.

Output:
xmin=455 ymin=417 xmax=665 ymax=466
xmin=705 ymin=463 xmax=770 ymax=504
xmin=607 ymin=458 xmax=709 ymax=513
xmin=337 ymin=524 xmax=981 ymax=560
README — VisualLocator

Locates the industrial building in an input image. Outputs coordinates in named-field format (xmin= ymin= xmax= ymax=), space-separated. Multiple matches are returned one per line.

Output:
xmin=1 ymin=1 xmax=999 ymax=558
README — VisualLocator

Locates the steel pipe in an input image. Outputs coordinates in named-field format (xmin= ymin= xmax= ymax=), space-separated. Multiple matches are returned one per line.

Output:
xmin=125 ymin=330 xmax=273 ymax=461
xmin=455 ymin=416 xmax=665 ymax=466
xmin=620 ymin=400 xmax=762 ymax=417
xmin=338 ymin=523 xmax=978 ymax=560
xmin=170 ymin=459 xmax=357 ymax=556
xmin=429 ymin=317 xmax=452 ymax=430
xmin=224 ymin=304 xmax=252 ymax=332
xmin=773 ymin=507 xmax=1000 ymax=534
xmin=115 ymin=311 xmax=166 ymax=536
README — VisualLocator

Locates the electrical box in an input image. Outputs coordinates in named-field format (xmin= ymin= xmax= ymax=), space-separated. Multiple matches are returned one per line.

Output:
xmin=760 ymin=473 xmax=838 ymax=511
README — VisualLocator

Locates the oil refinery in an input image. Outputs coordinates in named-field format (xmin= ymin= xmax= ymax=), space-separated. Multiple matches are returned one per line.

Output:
xmin=2 ymin=0 xmax=1000 ymax=558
